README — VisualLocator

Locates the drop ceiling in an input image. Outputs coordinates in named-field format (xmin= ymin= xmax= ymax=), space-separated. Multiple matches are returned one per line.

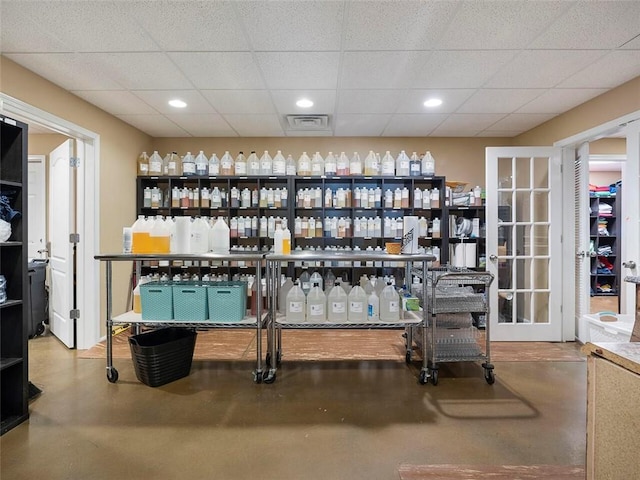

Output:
xmin=1 ymin=0 xmax=639 ymax=138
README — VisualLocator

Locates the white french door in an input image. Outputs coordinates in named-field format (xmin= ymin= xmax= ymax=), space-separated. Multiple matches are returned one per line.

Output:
xmin=486 ymin=147 xmax=563 ymax=341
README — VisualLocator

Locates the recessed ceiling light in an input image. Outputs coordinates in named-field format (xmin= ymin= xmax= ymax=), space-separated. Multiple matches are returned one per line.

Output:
xmin=296 ymin=98 xmax=314 ymax=108
xmin=168 ymin=99 xmax=187 ymax=108
xmin=423 ymin=98 xmax=443 ymax=108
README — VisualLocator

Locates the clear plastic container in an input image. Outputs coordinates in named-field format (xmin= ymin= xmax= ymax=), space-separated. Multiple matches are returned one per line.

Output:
xmin=195 ymin=151 xmax=208 ymax=176
xmin=306 ymin=282 xmax=326 ymax=322
xmin=137 ymin=151 xmax=149 ymax=176
xmin=286 ymin=281 xmax=306 ymax=322
xmin=347 ymin=285 xmax=368 ymax=323
xmin=297 ymin=152 xmax=312 ymax=176
xmin=379 ymin=282 xmax=400 ymax=321
xmin=182 ymin=152 xmax=196 ymax=176
xmin=208 ymin=153 xmax=220 ymax=176
xmin=324 ymin=152 xmax=337 ymax=177
xmin=247 ymin=151 xmax=260 ymax=176
xmin=235 ymin=151 xmax=247 ymax=176
xmin=272 ymin=150 xmax=286 ymax=176
xmin=422 ymin=151 xmax=436 ymax=176
xmin=259 ymin=151 xmax=272 ymax=176
xmin=220 ymin=151 xmax=234 ymax=176
xmin=328 ymin=282 xmax=348 ymax=322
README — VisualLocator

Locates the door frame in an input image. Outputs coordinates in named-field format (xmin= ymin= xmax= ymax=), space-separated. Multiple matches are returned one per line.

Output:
xmin=27 ymin=154 xmax=47 ymax=260
xmin=1 ymin=93 xmax=101 ymax=350
xmin=557 ymin=109 xmax=640 ymax=341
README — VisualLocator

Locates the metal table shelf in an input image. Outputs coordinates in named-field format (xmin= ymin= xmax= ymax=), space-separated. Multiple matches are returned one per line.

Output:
xmin=95 ymin=252 xmax=268 ymax=384
xmin=263 ymin=251 xmax=435 ymax=384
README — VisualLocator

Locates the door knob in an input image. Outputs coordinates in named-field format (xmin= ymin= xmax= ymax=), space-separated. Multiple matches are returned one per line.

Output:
xmin=489 ymin=254 xmax=498 ymax=261
xmin=576 ymin=251 xmax=585 ymax=258
xmin=623 ymin=261 xmax=637 ymax=269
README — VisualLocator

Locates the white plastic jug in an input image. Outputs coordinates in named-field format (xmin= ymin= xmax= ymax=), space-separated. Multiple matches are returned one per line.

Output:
xmin=190 ymin=217 xmax=210 ymax=254
xmin=306 ymin=281 xmax=326 ymax=322
xmin=328 ymin=282 xmax=348 ymax=322
xmin=195 ymin=151 xmax=208 ymax=176
xmin=210 ymin=217 xmax=230 ymax=254
xmin=367 ymin=290 xmax=380 ymax=321
xmin=348 ymin=285 xmax=368 ymax=323
xmin=380 ymin=282 xmax=400 ymax=322
xmin=174 ymin=216 xmax=191 ymax=254
xmin=286 ymin=281 xmax=306 ymax=322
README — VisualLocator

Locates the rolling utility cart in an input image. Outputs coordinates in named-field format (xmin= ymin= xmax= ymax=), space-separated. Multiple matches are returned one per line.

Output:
xmin=263 ymin=250 xmax=435 ymax=384
xmin=94 ymin=252 xmax=268 ymax=384
xmin=412 ymin=266 xmax=494 ymax=385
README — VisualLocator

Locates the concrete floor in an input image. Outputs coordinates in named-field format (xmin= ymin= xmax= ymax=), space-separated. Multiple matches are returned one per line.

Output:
xmin=1 ymin=334 xmax=587 ymax=480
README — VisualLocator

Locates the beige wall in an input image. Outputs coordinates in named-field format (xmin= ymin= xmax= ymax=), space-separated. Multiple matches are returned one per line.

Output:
xmin=589 ymin=171 xmax=621 ymax=186
xmin=514 ymin=76 xmax=640 ymax=146
xmin=589 ymin=138 xmax=626 ymax=155
xmin=1 ymin=57 xmax=153 ymax=335
xmin=152 ymin=136 xmax=510 ymax=188
xmin=28 ymin=133 xmax=69 ymax=156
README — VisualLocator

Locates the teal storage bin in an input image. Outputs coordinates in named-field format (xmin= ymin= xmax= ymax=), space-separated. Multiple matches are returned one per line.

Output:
xmin=207 ymin=281 xmax=247 ymax=322
xmin=172 ymin=283 xmax=208 ymax=321
xmin=140 ymin=282 xmax=173 ymax=320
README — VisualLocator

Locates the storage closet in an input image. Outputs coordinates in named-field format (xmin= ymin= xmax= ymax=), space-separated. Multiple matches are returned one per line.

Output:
xmin=0 ymin=115 xmax=29 ymax=435
xmin=589 ymin=185 xmax=620 ymax=298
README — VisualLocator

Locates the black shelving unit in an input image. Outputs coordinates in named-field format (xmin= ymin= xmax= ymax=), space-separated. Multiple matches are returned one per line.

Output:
xmin=589 ymin=193 xmax=620 ymax=297
xmin=1 ymin=115 xmax=29 ymax=435
xmin=447 ymin=204 xmax=485 ymax=270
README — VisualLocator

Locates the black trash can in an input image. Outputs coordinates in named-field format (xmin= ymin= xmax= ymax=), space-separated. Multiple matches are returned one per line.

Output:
xmin=129 ymin=328 xmax=197 ymax=387
xmin=28 ymin=259 xmax=48 ymax=338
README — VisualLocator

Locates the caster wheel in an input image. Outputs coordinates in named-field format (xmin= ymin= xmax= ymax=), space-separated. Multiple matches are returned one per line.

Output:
xmin=430 ymin=369 xmax=439 ymax=386
xmin=405 ymin=350 xmax=412 ymax=364
xmin=106 ymin=368 xmax=119 ymax=383
xmin=35 ymin=322 xmax=45 ymax=337
xmin=263 ymin=371 xmax=277 ymax=384
xmin=419 ymin=370 xmax=429 ymax=385
xmin=254 ymin=371 xmax=263 ymax=384
xmin=484 ymin=368 xmax=495 ymax=385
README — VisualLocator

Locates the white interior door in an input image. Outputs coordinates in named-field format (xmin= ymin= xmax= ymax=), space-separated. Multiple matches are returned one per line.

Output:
xmin=574 ymin=144 xmax=591 ymax=341
xmin=28 ymin=155 xmax=47 ymax=260
xmin=486 ymin=147 xmax=563 ymax=341
xmin=621 ymin=123 xmax=640 ymax=315
xmin=49 ymin=140 xmax=76 ymax=348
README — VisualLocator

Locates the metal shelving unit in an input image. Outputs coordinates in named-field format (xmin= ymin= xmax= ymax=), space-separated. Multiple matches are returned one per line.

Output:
xmin=412 ymin=266 xmax=495 ymax=385
xmin=94 ymin=252 xmax=268 ymax=384
xmin=263 ymin=250 xmax=435 ymax=384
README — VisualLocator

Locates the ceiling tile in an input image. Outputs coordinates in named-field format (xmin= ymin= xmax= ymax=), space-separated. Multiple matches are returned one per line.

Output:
xmin=223 ymin=114 xmax=285 ymax=136
xmin=430 ymin=129 xmax=484 ymax=137
xmin=434 ymin=114 xmax=507 ymax=132
xmin=16 ymin=0 xmax=158 ymax=52
xmin=344 ymin=1 xmax=458 ymax=50
xmin=116 ymin=114 xmax=190 ymax=137
xmin=516 ymin=88 xmax=608 ymax=114
xmin=485 ymin=50 xmax=606 ymax=89
xmin=132 ymin=90 xmax=216 ymax=114
xmin=127 ymin=1 xmax=249 ymax=51
xmin=169 ymin=52 xmax=265 ymax=89
xmin=4 ymin=53 xmax=124 ymax=90
xmin=396 ymin=89 xmax=476 ymax=114
xmin=382 ymin=114 xmax=448 ymax=136
xmin=557 ymin=51 xmax=640 ymax=89
xmin=270 ymin=90 xmax=336 ymax=115
xmin=530 ymin=1 xmax=640 ymax=49
xmin=285 ymin=130 xmax=334 ymax=137
xmin=621 ymin=34 xmax=640 ymax=49
xmin=72 ymin=90 xmax=158 ymax=115
xmin=487 ymin=113 xmax=557 ymax=133
xmin=437 ymin=0 xmax=567 ymax=49
xmin=0 ymin=3 xmax=71 ymax=52
xmin=476 ymin=130 xmax=522 ymax=138
xmin=89 ymin=52 xmax=192 ymax=90
xmin=201 ymin=90 xmax=275 ymax=114
xmin=255 ymin=52 xmax=340 ymax=90
xmin=457 ymin=89 xmax=545 ymax=114
xmin=337 ymin=90 xmax=404 ymax=114
xmin=334 ymin=114 xmax=392 ymax=137
xmin=165 ymin=114 xmax=237 ymax=137
xmin=235 ymin=0 xmax=344 ymax=51
xmin=412 ymin=51 xmax=517 ymax=89
xmin=341 ymin=51 xmax=431 ymax=89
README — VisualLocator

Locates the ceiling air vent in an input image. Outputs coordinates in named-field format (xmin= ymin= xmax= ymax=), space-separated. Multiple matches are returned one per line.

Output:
xmin=285 ymin=114 xmax=330 ymax=130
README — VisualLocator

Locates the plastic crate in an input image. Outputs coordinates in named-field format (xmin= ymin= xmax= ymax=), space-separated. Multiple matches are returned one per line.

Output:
xmin=207 ymin=281 xmax=247 ymax=322
xmin=585 ymin=313 xmax=634 ymax=343
xmin=172 ymin=283 xmax=208 ymax=321
xmin=140 ymin=282 xmax=173 ymax=320
xmin=129 ymin=328 xmax=196 ymax=387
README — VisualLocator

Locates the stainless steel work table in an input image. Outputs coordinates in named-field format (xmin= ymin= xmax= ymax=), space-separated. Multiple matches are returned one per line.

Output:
xmin=94 ymin=252 xmax=268 ymax=383
xmin=263 ymin=251 xmax=435 ymax=384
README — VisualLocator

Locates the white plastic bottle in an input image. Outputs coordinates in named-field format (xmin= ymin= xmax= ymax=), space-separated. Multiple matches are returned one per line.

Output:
xmin=410 ymin=152 xmax=421 ymax=177
xmin=210 ymin=217 xmax=230 ymax=254
xmin=299 ymin=270 xmax=311 ymax=295
xmin=348 ymin=285 xmax=368 ymax=323
xmin=274 ymin=224 xmax=284 ymax=254
xmin=149 ymin=215 xmax=170 ymax=254
xmin=311 ymin=152 xmax=324 ymax=176
xmin=259 ymin=150 xmax=272 ymax=176
xmin=328 ymin=281 xmax=348 ymax=323
xmin=364 ymin=150 xmax=378 ymax=176
xmin=190 ymin=217 xmax=210 ymax=253
xmin=148 ymin=150 xmax=163 ymax=175
xmin=282 ymin=223 xmax=291 ymax=254
xmin=272 ymin=150 xmax=286 ymax=176
xmin=220 ymin=151 xmax=234 ymax=176
xmin=131 ymin=215 xmax=151 ymax=254
xmin=324 ymin=152 xmax=337 ymax=177
xmin=395 ymin=150 xmax=410 ymax=177
xmin=247 ymin=151 xmax=260 ymax=176
xmin=234 ymin=151 xmax=247 ymax=176
xmin=422 ymin=151 xmax=436 ymax=176
xmin=310 ymin=271 xmax=323 ymax=291
xmin=306 ymin=281 xmax=326 ymax=322
xmin=336 ymin=152 xmax=349 ymax=176
xmin=137 ymin=151 xmax=149 ymax=176
xmin=208 ymin=153 xmax=220 ymax=176
xmin=286 ymin=281 xmax=306 ymax=322
xmin=367 ymin=289 xmax=380 ymax=321
xmin=285 ymin=154 xmax=297 ymax=176
xmin=380 ymin=282 xmax=400 ymax=322
xmin=182 ymin=152 xmax=196 ymax=176
xmin=350 ymin=152 xmax=362 ymax=176
xmin=279 ymin=276 xmax=294 ymax=314
xmin=381 ymin=151 xmax=395 ymax=176
xmin=195 ymin=151 xmax=208 ymax=176
xmin=297 ymin=151 xmax=312 ymax=176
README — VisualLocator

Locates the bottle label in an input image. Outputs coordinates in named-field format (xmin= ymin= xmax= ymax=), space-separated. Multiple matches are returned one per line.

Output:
xmin=139 ymin=164 xmax=149 ymax=173
xmin=410 ymin=163 xmax=420 ymax=172
xmin=332 ymin=302 xmax=346 ymax=314
xmin=235 ymin=163 xmax=247 ymax=175
xmin=289 ymin=301 xmax=303 ymax=313
xmin=209 ymin=165 xmax=219 ymax=176
xmin=286 ymin=165 xmax=296 ymax=175
xmin=309 ymin=304 xmax=324 ymax=316
xmin=183 ymin=163 xmax=196 ymax=174
xmin=382 ymin=164 xmax=394 ymax=175
xmin=273 ymin=164 xmax=286 ymax=175
xmin=302 ymin=282 xmax=310 ymax=291
xmin=389 ymin=301 xmax=399 ymax=312
xmin=350 ymin=301 xmax=363 ymax=313
xmin=149 ymin=161 xmax=162 ymax=173
xmin=367 ymin=304 xmax=376 ymax=317
xmin=251 ymin=161 xmax=260 ymax=172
